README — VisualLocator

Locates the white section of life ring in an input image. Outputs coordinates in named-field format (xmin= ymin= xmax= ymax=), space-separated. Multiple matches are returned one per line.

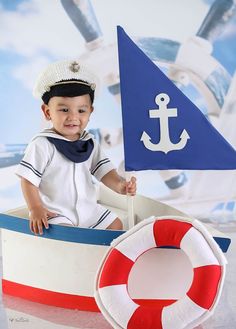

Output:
xmin=95 ymin=216 xmax=227 ymax=329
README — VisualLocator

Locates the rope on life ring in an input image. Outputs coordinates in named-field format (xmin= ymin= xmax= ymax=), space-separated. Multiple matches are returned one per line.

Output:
xmin=95 ymin=216 xmax=226 ymax=329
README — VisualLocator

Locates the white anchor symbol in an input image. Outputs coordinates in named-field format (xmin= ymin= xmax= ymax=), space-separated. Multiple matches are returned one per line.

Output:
xmin=140 ymin=93 xmax=190 ymax=154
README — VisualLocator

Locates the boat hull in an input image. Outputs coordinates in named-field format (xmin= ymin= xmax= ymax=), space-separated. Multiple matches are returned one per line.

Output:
xmin=0 ymin=187 xmax=231 ymax=312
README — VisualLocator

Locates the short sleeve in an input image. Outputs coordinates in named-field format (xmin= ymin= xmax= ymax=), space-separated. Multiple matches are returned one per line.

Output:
xmin=15 ymin=138 xmax=51 ymax=187
xmin=90 ymin=140 xmax=115 ymax=181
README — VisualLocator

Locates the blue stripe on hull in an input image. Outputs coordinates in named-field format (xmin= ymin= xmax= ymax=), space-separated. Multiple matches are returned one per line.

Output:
xmin=0 ymin=213 xmax=231 ymax=252
xmin=0 ymin=213 xmax=123 ymax=246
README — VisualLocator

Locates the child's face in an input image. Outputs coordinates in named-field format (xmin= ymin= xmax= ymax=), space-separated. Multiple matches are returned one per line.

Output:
xmin=41 ymin=94 xmax=93 ymax=141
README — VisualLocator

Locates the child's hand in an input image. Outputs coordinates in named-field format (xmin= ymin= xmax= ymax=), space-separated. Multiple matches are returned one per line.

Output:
xmin=29 ymin=206 xmax=57 ymax=235
xmin=121 ymin=176 xmax=136 ymax=196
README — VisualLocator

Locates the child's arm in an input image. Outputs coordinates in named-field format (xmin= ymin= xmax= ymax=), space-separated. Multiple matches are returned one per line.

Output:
xmin=21 ymin=178 xmax=56 ymax=235
xmin=101 ymin=169 xmax=136 ymax=195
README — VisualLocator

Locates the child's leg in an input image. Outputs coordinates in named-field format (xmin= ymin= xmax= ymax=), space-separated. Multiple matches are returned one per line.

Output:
xmin=106 ymin=217 xmax=123 ymax=230
xmin=48 ymin=215 xmax=74 ymax=226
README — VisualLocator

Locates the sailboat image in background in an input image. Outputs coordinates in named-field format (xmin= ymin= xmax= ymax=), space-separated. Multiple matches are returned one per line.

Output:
xmin=0 ymin=25 xmax=236 ymax=329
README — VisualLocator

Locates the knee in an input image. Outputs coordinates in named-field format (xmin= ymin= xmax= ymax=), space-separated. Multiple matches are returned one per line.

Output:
xmin=107 ymin=217 xmax=123 ymax=230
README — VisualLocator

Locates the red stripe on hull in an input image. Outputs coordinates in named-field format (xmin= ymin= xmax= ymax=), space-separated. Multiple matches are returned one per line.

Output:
xmin=2 ymin=279 xmax=99 ymax=312
xmin=2 ymin=279 xmax=177 ymax=314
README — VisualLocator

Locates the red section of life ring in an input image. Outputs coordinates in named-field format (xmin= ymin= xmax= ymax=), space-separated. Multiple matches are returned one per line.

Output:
xmin=95 ymin=217 xmax=226 ymax=329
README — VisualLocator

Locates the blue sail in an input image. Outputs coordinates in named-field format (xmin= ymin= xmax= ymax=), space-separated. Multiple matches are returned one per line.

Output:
xmin=117 ymin=26 xmax=236 ymax=171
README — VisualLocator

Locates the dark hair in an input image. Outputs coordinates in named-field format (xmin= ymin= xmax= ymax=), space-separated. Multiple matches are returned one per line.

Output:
xmin=42 ymin=79 xmax=94 ymax=104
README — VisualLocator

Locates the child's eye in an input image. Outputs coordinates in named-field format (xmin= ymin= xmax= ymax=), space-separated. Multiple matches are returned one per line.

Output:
xmin=59 ymin=108 xmax=68 ymax=112
xmin=78 ymin=109 xmax=86 ymax=113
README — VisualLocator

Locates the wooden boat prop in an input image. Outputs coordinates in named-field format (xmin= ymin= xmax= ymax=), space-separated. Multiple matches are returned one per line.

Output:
xmin=0 ymin=186 xmax=230 ymax=314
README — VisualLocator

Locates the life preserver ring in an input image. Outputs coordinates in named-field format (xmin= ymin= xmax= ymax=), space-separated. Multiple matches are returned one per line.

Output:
xmin=95 ymin=216 xmax=226 ymax=329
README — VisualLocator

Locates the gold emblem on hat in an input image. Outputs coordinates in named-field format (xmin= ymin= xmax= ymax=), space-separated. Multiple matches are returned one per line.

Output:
xmin=69 ymin=61 xmax=80 ymax=73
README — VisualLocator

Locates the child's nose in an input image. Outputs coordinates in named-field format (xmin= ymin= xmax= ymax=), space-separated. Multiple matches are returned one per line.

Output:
xmin=68 ymin=111 xmax=79 ymax=120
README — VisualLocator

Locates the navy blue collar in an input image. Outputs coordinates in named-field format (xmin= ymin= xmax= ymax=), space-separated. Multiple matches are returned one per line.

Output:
xmin=47 ymin=137 xmax=94 ymax=163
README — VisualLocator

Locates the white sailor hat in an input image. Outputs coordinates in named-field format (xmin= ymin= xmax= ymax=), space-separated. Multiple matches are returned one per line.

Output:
xmin=33 ymin=59 xmax=99 ymax=104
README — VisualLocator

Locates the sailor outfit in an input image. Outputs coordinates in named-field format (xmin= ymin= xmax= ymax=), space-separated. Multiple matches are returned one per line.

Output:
xmin=16 ymin=129 xmax=118 ymax=229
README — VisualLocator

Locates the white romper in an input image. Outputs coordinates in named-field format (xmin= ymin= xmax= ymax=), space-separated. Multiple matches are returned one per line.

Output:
xmin=16 ymin=129 xmax=117 ymax=229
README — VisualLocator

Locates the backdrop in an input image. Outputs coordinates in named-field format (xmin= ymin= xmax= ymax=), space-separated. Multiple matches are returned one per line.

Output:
xmin=1 ymin=0 xmax=236 ymax=223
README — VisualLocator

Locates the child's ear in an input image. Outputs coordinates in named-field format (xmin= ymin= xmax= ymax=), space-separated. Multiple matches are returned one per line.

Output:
xmin=41 ymin=104 xmax=51 ymax=120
